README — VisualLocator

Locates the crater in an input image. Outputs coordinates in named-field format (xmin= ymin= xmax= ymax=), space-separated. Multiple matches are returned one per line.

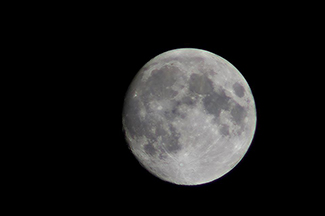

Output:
xmin=233 ymin=82 xmax=245 ymax=98
xmin=189 ymin=74 xmax=214 ymax=95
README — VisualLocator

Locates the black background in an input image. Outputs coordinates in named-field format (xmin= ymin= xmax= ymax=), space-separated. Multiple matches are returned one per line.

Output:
xmin=14 ymin=5 xmax=321 ymax=213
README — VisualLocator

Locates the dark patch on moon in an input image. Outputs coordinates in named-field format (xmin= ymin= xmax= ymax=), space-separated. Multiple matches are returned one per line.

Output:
xmin=144 ymin=141 xmax=157 ymax=156
xmin=208 ymin=69 xmax=218 ymax=76
xmin=230 ymin=103 xmax=247 ymax=125
xmin=233 ymin=82 xmax=245 ymax=98
xmin=145 ymin=65 xmax=179 ymax=100
xmin=203 ymin=88 xmax=247 ymax=127
xmin=165 ymin=91 xmax=204 ymax=120
xmin=189 ymin=74 xmax=214 ymax=95
xmin=163 ymin=100 xmax=187 ymax=120
xmin=143 ymin=121 xmax=182 ymax=156
xmin=180 ymin=94 xmax=199 ymax=106
xmin=203 ymin=89 xmax=231 ymax=119
xmin=219 ymin=124 xmax=230 ymax=136
xmin=163 ymin=107 xmax=179 ymax=120
xmin=162 ymin=135 xmax=181 ymax=153
xmin=163 ymin=94 xmax=200 ymax=120
xmin=155 ymin=123 xmax=168 ymax=136
xmin=161 ymin=124 xmax=182 ymax=153
xmin=123 ymin=96 xmax=185 ymax=153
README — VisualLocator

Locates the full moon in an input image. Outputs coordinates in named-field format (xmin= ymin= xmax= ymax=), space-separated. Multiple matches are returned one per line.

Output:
xmin=122 ymin=48 xmax=257 ymax=185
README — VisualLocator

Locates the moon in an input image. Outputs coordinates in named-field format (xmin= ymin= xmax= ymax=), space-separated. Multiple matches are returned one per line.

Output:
xmin=122 ymin=48 xmax=257 ymax=185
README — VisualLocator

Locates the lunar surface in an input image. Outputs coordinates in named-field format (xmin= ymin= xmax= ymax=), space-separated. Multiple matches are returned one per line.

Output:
xmin=122 ymin=48 xmax=257 ymax=185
